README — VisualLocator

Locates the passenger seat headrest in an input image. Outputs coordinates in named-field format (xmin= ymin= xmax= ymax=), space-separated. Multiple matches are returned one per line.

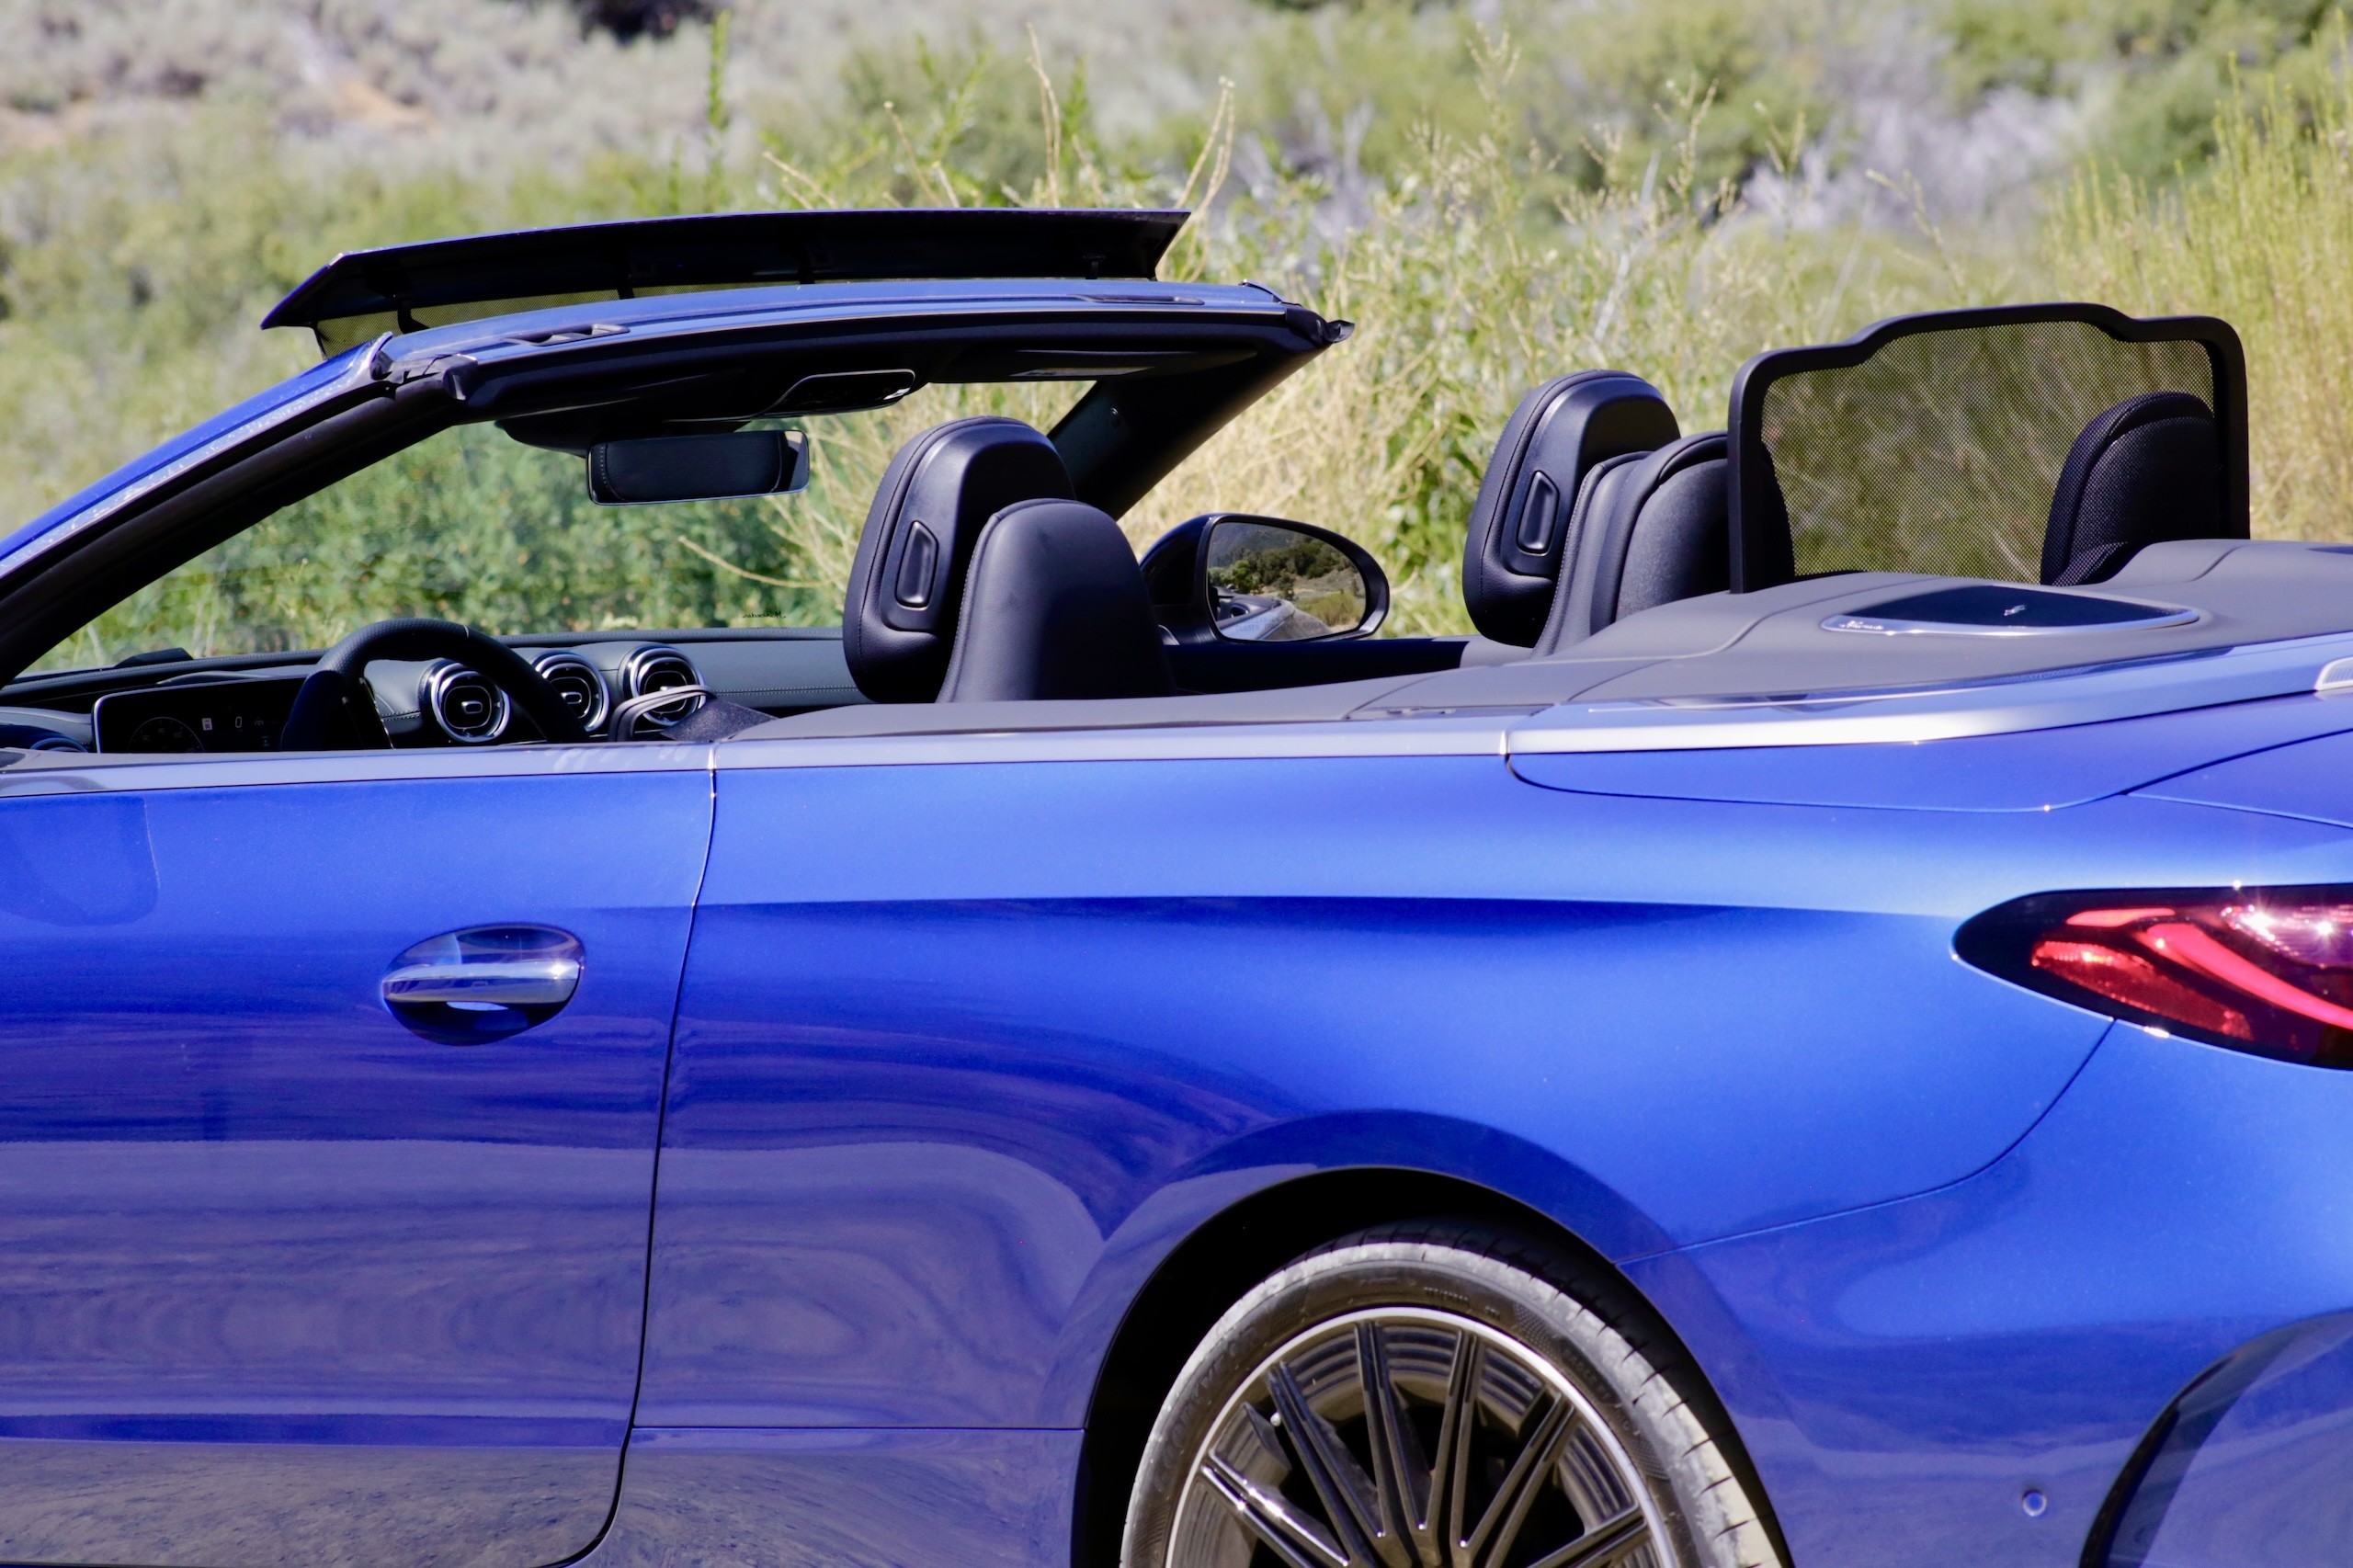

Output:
xmin=939 ymin=499 xmax=1176 ymax=703
xmin=2042 ymin=391 xmax=2229 ymax=586
xmin=1463 ymin=371 xmax=1681 ymax=646
xmin=1539 ymin=431 xmax=1730 ymax=653
xmin=844 ymin=416 xmax=1074 ymax=701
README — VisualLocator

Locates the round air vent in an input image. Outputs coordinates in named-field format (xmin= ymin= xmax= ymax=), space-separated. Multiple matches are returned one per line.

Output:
xmin=620 ymin=645 xmax=706 ymax=727
xmin=529 ymin=651 xmax=610 ymax=734
xmin=423 ymin=660 xmax=512 ymax=744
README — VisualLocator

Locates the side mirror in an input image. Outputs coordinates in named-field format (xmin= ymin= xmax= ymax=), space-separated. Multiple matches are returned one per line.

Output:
xmin=1141 ymin=514 xmax=1389 ymax=646
xmin=587 ymin=428 xmax=810 ymax=506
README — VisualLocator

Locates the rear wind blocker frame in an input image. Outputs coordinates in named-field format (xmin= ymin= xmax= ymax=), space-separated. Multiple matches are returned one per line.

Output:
xmin=1725 ymin=303 xmax=2248 ymax=592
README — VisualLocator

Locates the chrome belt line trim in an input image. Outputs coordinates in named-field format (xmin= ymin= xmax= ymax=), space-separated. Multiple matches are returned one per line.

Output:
xmin=716 ymin=718 xmax=1511 ymax=770
xmin=1506 ymin=630 xmax=2353 ymax=754
xmin=0 ymin=743 xmax=711 ymax=796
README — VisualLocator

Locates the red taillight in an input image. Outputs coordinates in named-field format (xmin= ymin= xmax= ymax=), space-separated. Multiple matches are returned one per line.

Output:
xmin=1960 ymin=888 xmax=2353 ymax=1067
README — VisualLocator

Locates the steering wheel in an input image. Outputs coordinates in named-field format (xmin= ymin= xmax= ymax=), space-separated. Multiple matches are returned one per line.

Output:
xmin=281 ymin=618 xmax=588 ymax=751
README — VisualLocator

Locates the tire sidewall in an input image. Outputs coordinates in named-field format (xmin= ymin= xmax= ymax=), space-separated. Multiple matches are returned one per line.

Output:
xmin=1122 ymin=1238 xmax=1709 ymax=1568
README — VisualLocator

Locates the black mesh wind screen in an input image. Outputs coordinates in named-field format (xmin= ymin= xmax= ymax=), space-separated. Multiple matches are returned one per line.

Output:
xmin=1754 ymin=319 xmax=2218 ymax=582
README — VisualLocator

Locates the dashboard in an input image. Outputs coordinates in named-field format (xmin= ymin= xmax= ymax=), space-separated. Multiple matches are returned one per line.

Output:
xmin=0 ymin=631 xmax=867 ymax=755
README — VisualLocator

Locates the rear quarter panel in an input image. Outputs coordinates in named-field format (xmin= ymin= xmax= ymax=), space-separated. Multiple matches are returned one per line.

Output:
xmin=643 ymin=745 xmax=2137 ymax=1433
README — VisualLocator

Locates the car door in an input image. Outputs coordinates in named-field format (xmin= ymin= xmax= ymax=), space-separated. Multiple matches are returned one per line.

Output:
xmin=0 ymin=746 xmax=710 ymax=1568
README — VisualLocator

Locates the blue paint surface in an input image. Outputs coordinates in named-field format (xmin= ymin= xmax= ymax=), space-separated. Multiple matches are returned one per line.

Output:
xmin=5 ymin=706 xmax=2353 ymax=1567
xmin=0 ymin=769 xmax=710 ymax=1566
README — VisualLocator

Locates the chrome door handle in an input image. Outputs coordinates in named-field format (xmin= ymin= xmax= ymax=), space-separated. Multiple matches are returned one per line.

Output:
xmin=382 ymin=957 xmax=579 ymax=1007
xmin=381 ymin=926 xmax=582 ymax=1042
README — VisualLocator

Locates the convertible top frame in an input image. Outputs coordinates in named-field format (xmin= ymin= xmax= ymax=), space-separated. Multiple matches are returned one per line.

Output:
xmin=263 ymin=209 xmax=1192 ymax=356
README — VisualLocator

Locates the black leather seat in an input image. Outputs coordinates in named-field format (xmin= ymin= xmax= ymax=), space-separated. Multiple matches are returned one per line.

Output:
xmin=1537 ymin=431 xmax=1732 ymax=653
xmin=1461 ymin=371 xmax=1680 ymax=647
xmin=2041 ymin=391 xmax=2231 ymax=585
xmin=938 ymin=499 xmax=1175 ymax=702
xmin=844 ymin=416 xmax=1074 ymax=701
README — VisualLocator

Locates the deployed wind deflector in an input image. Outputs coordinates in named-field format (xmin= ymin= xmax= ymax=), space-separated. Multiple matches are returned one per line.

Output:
xmin=1727 ymin=304 xmax=2249 ymax=591
xmin=262 ymin=208 xmax=1191 ymax=356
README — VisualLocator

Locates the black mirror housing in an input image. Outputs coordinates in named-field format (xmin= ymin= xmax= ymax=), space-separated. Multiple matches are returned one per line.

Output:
xmin=1142 ymin=513 xmax=1390 ymax=646
xmin=587 ymin=428 xmax=810 ymax=506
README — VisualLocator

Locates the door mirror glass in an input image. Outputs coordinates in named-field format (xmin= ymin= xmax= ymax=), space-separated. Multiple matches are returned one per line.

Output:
xmin=1203 ymin=519 xmax=1371 ymax=642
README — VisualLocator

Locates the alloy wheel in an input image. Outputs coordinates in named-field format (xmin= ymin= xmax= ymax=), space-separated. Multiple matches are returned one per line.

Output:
xmin=1167 ymin=1307 xmax=1669 ymax=1568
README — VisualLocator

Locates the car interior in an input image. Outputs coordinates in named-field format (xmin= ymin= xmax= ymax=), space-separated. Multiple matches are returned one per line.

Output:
xmin=6 ymin=299 xmax=2353 ymax=758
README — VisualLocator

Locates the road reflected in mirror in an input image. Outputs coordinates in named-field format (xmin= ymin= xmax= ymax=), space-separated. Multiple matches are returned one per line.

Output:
xmin=1205 ymin=520 xmax=1368 ymax=642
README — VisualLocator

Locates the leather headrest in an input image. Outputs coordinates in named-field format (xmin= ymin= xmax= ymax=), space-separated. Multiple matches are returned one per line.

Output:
xmin=938 ymin=499 xmax=1175 ymax=702
xmin=2042 ymin=391 xmax=2228 ymax=586
xmin=1538 ymin=431 xmax=1729 ymax=653
xmin=1463 ymin=371 xmax=1680 ymax=646
xmin=844 ymin=417 xmax=1074 ymax=701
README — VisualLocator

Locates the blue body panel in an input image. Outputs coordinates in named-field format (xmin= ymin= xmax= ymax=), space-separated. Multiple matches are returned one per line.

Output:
xmin=1638 ymin=1020 xmax=2353 ymax=1567
xmin=582 ymin=1427 xmax=1079 ymax=1568
xmin=614 ymin=738 xmax=2353 ymax=1568
xmin=0 ymin=767 xmax=710 ymax=1567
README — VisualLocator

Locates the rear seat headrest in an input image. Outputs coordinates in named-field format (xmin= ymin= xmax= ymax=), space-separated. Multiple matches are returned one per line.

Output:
xmin=844 ymin=416 xmax=1074 ymax=702
xmin=2042 ymin=391 xmax=2228 ymax=586
xmin=1538 ymin=431 xmax=1730 ymax=653
xmin=1463 ymin=371 xmax=1680 ymax=646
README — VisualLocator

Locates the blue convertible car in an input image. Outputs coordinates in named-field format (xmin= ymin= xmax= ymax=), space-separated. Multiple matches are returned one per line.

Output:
xmin=0 ymin=208 xmax=2347 ymax=1568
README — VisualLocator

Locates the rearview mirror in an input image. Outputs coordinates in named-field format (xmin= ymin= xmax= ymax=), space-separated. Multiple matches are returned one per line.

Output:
xmin=587 ymin=428 xmax=810 ymax=506
xmin=1141 ymin=514 xmax=1390 ymax=645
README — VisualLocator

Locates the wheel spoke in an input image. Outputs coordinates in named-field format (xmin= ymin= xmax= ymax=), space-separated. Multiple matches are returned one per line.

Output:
xmin=1458 ymin=1394 xmax=1577 ymax=1568
xmin=1176 ymin=1313 xmax=1666 ymax=1568
xmin=1203 ymin=1454 xmax=1352 ymax=1568
xmin=1268 ymin=1359 xmax=1390 ymax=1568
xmin=1522 ymin=1506 xmax=1649 ymax=1568
xmin=1356 ymin=1323 xmax=1435 ymax=1568
xmin=1435 ymin=1334 xmax=1483 ymax=1568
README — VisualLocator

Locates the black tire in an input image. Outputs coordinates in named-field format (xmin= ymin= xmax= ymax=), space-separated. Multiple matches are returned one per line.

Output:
xmin=1120 ymin=1221 xmax=1784 ymax=1568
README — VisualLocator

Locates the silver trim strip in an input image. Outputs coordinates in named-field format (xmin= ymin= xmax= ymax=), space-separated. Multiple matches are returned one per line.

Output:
xmin=1506 ymin=630 xmax=2353 ymax=754
xmin=715 ymin=717 xmax=1510 ymax=771
xmin=0 ymin=743 xmax=709 ymax=796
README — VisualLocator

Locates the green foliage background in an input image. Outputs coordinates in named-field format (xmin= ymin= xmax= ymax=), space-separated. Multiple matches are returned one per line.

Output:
xmin=8 ymin=0 xmax=2353 ymax=661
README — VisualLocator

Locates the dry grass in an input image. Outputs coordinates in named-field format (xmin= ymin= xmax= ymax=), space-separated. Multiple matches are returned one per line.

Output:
xmin=2053 ymin=44 xmax=2353 ymax=543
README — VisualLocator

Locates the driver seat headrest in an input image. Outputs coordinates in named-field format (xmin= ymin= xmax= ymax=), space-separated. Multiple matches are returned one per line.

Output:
xmin=938 ymin=499 xmax=1176 ymax=702
xmin=2041 ymin=391 xmax=2229 ymax=585
xmin=844 ymin=416 xmax=1074 ymax=702
xmin=1462 ymin=370 xmax=1681 ymax=646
